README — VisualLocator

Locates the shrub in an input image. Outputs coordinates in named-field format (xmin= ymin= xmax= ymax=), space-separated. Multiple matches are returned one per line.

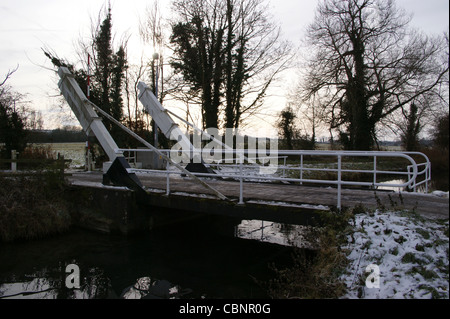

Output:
xmin=423 ymin=148 xmax=449 ymax=192
xmin=0 ymin=172 xmax=72 ymax=242
xmin=263 ymin=208 xmax=355 ymax=299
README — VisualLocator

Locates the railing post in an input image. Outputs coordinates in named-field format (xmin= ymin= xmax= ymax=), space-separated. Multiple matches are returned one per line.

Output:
xmin=239 ymin=157 xmax=244 ymax=205
xmin=337 ymin=154 xmax=342 ymax=211
xmin=166 ymin=159 xmax=170 ymax=196
xmin=11 ymin=150 xmax=17 ymax=172
xmin=373 ymin=155 xmax=377 ymax=190
xmin=299 ymin=154 xmax=303 ymax=185
xmin=407 ymin=165 xmax=412 ymax=190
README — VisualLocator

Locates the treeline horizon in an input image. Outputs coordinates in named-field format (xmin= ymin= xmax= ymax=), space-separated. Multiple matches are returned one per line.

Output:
xmin=25 ymin=128 xmax=87 ymax=144
xmin=24 ymin=127 xmax=432 ymax=147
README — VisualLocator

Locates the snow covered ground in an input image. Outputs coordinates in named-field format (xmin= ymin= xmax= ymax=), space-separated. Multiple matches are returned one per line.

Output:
xmin=341 ymin=210 xmax=449 ymax=299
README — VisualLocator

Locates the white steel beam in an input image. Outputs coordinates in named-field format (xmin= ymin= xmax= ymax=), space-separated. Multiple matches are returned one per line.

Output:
xmin=57 ymin=67 xmax=123 ymax=162
xmin=137 ymin=82 xmax=198 ymax=162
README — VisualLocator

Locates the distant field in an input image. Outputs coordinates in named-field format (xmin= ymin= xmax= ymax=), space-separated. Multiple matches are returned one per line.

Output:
xmin=32 ymin=143 xmax=86 ymax=168
xmin=314 ymin=143 xmax=404 ymax=152
xmin=30 ymin=142 xmax=405 ymax=169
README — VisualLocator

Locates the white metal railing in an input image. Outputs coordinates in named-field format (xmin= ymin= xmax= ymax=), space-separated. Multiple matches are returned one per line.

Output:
xmin=117 ymin=148 xmax=431 ymax=210
xmin=404 ymin=152 xmax=432 ymax=193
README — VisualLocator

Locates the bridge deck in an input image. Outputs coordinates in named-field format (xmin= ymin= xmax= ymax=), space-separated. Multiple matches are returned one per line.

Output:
xmin=67 ymin=171 xmax=448 ymax=220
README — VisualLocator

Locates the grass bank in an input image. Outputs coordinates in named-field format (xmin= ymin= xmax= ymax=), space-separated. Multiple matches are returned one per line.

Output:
xmin=342 ymin=209 xmax=449 ymax=299
xmin=0 ymin=172 xmax=73 ymax=242
xmin=263 ymin=194 xmax=449 ymax=299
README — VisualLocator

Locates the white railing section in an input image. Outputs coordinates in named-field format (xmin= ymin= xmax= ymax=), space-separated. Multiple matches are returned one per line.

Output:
xmin=117 ymin=148 xmax=431 ymax=210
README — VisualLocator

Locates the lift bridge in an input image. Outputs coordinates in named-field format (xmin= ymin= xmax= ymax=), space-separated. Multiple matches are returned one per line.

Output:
xmin=58 ymin=66 xmax=227 ymax=201
xmin=57 ymin=67 xmax=447 ymax=224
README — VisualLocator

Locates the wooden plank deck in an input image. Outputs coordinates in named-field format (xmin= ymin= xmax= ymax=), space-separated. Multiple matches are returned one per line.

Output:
xmin=67 ymin=171 xmax=449 ymax=220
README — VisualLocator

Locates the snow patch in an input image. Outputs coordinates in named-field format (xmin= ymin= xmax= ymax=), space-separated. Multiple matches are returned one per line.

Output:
xmin=432 ymin=190 xmax=449 ymax=198
xmin=247 ymin=200 xmax=330 ymax=210
xmin=341 ymin=210 xmax=449 ymax=299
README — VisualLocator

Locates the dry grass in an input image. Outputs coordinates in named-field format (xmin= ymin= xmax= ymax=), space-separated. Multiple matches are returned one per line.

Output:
xmin=0 ymin=172 xmax=72 ymax=242
xmin=262 ymin=208 xmax=356 ymax=299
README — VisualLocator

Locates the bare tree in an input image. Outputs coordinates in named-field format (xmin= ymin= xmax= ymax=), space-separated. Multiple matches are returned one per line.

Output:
xmin=139 ymin=0 xmax=166 ymax=102
xmin=0 ymin=65 xmax=19 ymax=88
xmin=123 ymin=57 xmax=151 ymax=135
xmin=300 ymin=0 xmax=448 ymax=150
xmin=169 ymin=0 xmax=293 ymax=130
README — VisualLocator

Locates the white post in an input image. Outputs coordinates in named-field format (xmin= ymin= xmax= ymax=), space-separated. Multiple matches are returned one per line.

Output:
xmin=85 ymin=141 xmax=93 ymax=172
xmin=166 ymin=159 xmax=170 ymax=196
xmin=239 ymin=157 xmax=244 ymax=205
xmin=299 ymin=154 xmax=303 ymax=185
xmin=337 ymin=155 xmax=342 ymax=211
xmin=373 ymin=155 xmax=377 ymax=190
xmin=11 ymin=150 xmax=17 ymax=172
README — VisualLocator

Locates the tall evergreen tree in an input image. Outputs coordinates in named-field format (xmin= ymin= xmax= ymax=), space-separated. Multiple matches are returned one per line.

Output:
xmin=93 ymin=7 xmax=127 ymax=137
xmin=400 ymin=103 xmax=422 ymax=151
xmin=95 ymin=8 xmax=114 ymax=119
xmin=276 ymin=107 xmax=298 ymax=150
xmin=44 ymin=5 xmax=128 ymax=146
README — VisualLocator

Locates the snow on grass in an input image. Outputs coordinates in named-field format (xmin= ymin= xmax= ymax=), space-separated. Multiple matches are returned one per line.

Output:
xmin=341 ymin=210 xmax=449 ymax=299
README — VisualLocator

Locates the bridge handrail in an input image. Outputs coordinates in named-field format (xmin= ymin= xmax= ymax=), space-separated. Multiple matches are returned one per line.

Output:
xmin=119 ymin=148 xmax=430 ymax=210
xmin=403 ymin=152 xmax=431 ymax=193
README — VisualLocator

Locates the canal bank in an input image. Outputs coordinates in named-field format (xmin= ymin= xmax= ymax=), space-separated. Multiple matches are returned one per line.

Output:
xmin=3 ymin=173 xmax=446 ymax=299
xmin=0 ymin=173 xmax=325 ymax=299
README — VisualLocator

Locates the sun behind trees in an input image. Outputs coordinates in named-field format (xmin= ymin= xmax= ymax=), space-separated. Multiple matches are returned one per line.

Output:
xmin=298 ymin=0 xmax=448 ymax=151
xmin=169 ymin=0 xmax=293 ymax=131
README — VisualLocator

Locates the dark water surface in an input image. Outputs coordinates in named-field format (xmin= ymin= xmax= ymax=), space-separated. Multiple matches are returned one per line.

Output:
xmin=0 ymin=218 xmax=297 ymax=299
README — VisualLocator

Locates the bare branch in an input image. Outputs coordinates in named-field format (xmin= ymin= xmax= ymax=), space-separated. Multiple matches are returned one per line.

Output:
xmin=0 ymin=65 xmax=19 ymax=87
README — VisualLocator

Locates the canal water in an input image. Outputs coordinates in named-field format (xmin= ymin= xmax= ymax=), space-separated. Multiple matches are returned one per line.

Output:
xmin=0 ymin=217 xmax=298 ymax=299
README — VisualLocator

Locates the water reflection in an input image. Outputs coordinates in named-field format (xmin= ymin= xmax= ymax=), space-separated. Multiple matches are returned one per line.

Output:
xmin=120 ymin=277 xmax=192 ymax=299
xmin=0 ymin=266 xmax=193 ymax=299
xmin=0 ymin=222 xmax=297 ymax=299
xmin=0 ymin=263 xmax=115 ymax=299
xmin=0 ymin=278 xmax=57 ymax=299
xmin=236 ymin=220 xmax=311 ymax=248
xmin=0 ymin=268 xmax=114 ymax=299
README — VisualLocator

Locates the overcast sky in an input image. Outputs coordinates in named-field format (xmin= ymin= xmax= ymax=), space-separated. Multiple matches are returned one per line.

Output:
xmin=1 ymin=0 xmax=449 ymax=132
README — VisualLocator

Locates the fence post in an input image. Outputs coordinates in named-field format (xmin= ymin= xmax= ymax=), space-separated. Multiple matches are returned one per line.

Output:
xmin=11 ymin=150 xmax=17 ymax=172
xmin=166 ymin=159 xmax=170 ymax=196
xmin=58 ymin=153 xmax=65 ymax=181
xmin=239 ymin=157 xmax=244 ymax=205
xmin=337 ymin=154 xmax=342 ymax=211
xmin=373 ymin=155 xmax=377 ymax=190
xmin=299 ymin=154 xmax=303 ymax=185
